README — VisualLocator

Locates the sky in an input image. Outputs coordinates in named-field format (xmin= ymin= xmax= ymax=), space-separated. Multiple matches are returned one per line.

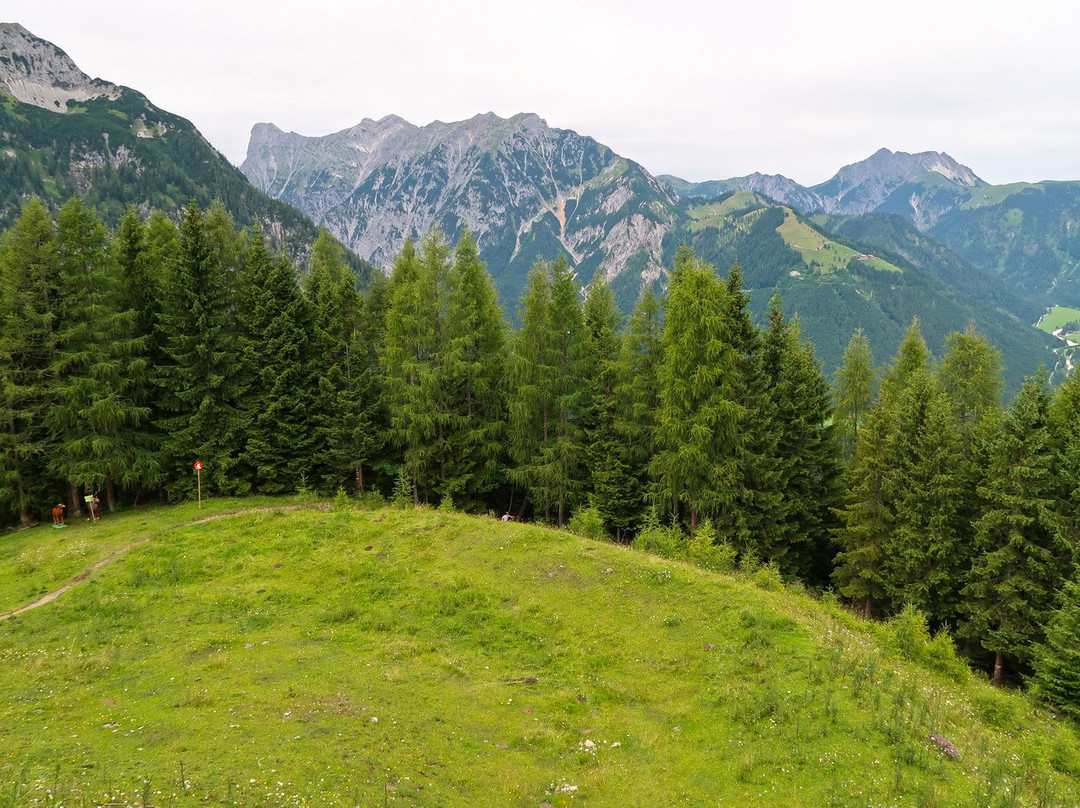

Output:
xmin=8 ymin=1 xmax=1080 ymax=185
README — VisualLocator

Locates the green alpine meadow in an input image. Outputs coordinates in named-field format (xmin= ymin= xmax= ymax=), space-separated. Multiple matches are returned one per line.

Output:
xmin=3 ymin=500 xmax=1080 ymax=807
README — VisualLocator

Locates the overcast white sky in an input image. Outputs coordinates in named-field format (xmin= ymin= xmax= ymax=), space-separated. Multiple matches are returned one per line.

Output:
xmin=8 ymin=1 xmax=1080 ymax=185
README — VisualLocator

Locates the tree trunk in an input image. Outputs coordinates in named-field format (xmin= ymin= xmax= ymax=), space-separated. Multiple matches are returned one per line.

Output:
xmin=862 ymin=595 xmax=873 ymax=620
xmin=993 ymin=652 xmax=1004 ymax=688
xmin=105 ymin=478 xmax=116 ymax=512
xmin=356 ymin=466 xmax=364 ymax=492
xmin=68 ymin=481 xmax=82 ymax=517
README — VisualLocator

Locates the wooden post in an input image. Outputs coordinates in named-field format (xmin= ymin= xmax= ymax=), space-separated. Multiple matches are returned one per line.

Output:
xmin=194 ymin=461 xmax=203 ymax=509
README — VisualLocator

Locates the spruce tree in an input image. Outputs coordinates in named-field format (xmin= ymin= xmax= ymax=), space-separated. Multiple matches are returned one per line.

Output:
xmin=351 ymin=271 xmax=391 ymax=491
xmin=157 ymin=201 xmax=244 ymax=498
xmin=726 ymin=274 xmax=782 ymax=555
xmin=235 ymin=230 xmax=319 ymax=493
xmin=0 ymin=199 xmax=61 ymax=522
xmin=1031 ymin=575 xmax=1080 ymax=718
xmin=764 ymin=300 xmax=843 ymax=582
xmin=881 ymin=372 xmax=967 ymax=623
xmin=507 ymin=260 xmax=553 ymax=517
xmin=1051 ymin=369 xmax=1080 ymax=557
xmin=613 ymin=287 xmax=663 ymax=530
xmin=582 ymin=277 xmax=637 ymax=538
xmin=963 ymin=373 xmax=1067 ymax=685
xmin=650 ymin=246 xmax=742 ymax=532
xmin=305 ymin=229 xmax=369 ymax=493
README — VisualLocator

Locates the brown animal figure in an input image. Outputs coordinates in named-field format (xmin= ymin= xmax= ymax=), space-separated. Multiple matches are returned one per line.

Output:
xmin=51 ymin=502 xmax=65 ymax=525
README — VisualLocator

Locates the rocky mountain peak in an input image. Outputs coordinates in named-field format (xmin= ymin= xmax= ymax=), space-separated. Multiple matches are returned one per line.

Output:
xmin=0 ymin=22 xmax=119 ymax=112
xmin=242 ymin=111 xmax=676 ymax=289
xmin=825 ymin=148 xmax=981 ymax=195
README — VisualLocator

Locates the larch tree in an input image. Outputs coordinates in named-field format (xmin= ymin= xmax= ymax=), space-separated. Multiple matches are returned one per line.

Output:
xmin=650 ymin=246 xmax=742 ymax=533
xmin=507 ymin=256 xmax=590 ymax=525
xmin=879 ymin=317 xmax=930 ymax=402
xmin=381 ymin=235 xmax=446 ymax=503
xmin=833 ymin=328 xmax=876 ymax=455
xmin=436 ymin=230 xmax=507 ymax=503
xmin=50 ymin=198 xmax=151 ymax=512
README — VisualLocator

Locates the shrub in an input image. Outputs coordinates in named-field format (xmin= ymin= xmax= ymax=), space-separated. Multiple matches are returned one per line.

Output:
xmin=752 ymin=562 xmax=784 ymax=591
xmin=884 ymin=605 xmax=968 ymax=680
xmin=739 ymin=547 xmax=762 ymax=574
xmin=332 ymin=488 xmax=351 ymax=511
xmin=687 ymin=520 xmax=736 ymax=572
xmin=391 ymin=470 xmax=413 ymax=509
xmin=568 ymin=505 xmax=607 ymax=540
xmin=632 ymin=523 xmax=686 ymax=559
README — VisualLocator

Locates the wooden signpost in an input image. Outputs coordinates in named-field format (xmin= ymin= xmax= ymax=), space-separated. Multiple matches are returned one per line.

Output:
xmin=194 ymin=461 xmax=203 ymax=508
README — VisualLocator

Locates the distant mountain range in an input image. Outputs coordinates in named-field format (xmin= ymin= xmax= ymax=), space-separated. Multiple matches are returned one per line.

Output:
xmin=241 ymin=116 xmax=1061 ymax=386
xmin=0 ymin=23 xmax=1066 ymax=386
xmin=664 ymin=148 xmax=1080 ymax=306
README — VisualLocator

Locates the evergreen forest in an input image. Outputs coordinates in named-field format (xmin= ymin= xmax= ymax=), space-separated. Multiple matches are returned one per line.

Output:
xmin=5 ymin=195 xmax=1080 ymax=718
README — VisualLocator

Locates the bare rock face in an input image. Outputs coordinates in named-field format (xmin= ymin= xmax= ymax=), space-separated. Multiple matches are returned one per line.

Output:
xmin=241 ymin=112 xmax=679 ymax=294
xmin=0 ymin=23 xmax=120 ymax=112
xmin=812 ymin=148 xmax=983 ymax=225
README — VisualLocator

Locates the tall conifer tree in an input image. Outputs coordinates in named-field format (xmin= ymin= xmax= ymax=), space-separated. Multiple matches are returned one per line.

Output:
xmin=507 ymin=257 xmax=590 ymax=525
xmin=436 ymin=231 xmax=507 ymax=503
xmin=613 ymin=287 xmax=663 ymax=528
xmin=726 ymin=272 xmax=782 ymax=554
xmin=963 ymin=373 xmax=1067 ymax=685
xmin=833 ymin=328 xmax=876 ymax=455
xmin=381 ymin=236 xmax=447 ymax=502
xmin=764 ymin=299 xmax=843 ymax=582
xmin=305 ymin=229 xmax=370 ymax=493
xmin=650 ymin=246 xmax=741 ymax=532
xmin=0 ymin=199 xmax=61 ymax=521
xmin=881 ymin=372 xmax=967 ymax=622
xmin=583 ymin=277 xmax=637 ymax=538
xmin=235 ymin=230 xmax=319 ymax=493
xmin=50 ymin=199 xmax=151 ymax=511
xmin=157 ymin=201 xmax=243 ymax=497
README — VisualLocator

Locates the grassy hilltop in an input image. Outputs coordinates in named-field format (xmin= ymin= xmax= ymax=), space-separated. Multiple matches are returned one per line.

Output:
xmin=2 ymin=500 xmax=1080 ymax=806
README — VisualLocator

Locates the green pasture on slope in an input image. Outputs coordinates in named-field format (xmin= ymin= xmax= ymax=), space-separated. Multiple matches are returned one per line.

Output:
xmin=1037 ymin=305 xmax=1080 ymax=336
xmin=0 ymin=503 xmax=1079 ymax=806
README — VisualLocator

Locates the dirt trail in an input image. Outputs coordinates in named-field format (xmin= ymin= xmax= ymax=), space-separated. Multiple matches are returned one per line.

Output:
xmin=0 ymin=503 xmax=328 ymax=622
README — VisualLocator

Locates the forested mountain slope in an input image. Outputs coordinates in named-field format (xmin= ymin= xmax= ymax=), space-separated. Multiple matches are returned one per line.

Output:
xmin=0 ymin=23 xmax=369 ymax=275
